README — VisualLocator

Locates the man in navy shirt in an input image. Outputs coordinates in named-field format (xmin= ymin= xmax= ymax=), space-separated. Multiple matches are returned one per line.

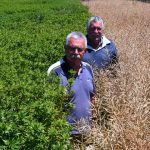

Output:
xmin=47 ymin=32 xmax=95 ymax=135
xmin=82 ymin=16 xmax=118 ymax=69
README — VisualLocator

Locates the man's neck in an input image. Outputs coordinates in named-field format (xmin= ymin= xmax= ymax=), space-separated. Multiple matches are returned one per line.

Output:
xmin=90 ymin=41 xmax=102 ymax=49
xmin=68 ymin=62 xmax=81 ymax=72
xmin=64 ymin=57 xmax=81 ymax=73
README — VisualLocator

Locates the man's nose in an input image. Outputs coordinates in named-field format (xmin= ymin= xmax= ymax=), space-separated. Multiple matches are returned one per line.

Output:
xmin=94 ymin=28 xmax=99 ymax=33
xmin=74 ymin=48 xmax=79 ymax=54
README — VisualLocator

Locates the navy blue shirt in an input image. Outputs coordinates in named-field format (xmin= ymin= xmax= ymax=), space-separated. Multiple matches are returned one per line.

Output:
xmin=82 ymin=36 xmax=118 ymax=68
xmin=47 ymin=57 xmax=95 ymax=134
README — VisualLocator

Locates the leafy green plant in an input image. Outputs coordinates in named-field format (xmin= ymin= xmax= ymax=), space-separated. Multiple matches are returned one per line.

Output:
xmin=0 ymin=0 xmax=89 ymax=149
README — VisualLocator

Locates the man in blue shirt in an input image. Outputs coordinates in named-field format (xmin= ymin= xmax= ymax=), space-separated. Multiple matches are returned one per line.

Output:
xmin=82 ymin=16 xmax=118 ymax=69
xmin=47 ymin=32 xmax=95 ymax=135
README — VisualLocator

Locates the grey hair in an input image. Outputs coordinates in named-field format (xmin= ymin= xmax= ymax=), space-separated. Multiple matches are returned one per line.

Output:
xmin=66 ymin=32 xmax=87 ymax=48
xmin=87 ymin=16 xmax=104 ymax=31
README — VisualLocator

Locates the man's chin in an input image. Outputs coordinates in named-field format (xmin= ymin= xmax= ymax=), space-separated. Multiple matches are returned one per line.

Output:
xmin=94 ymin=38 xmax=100 ymax=43
xmin=68 ymin=58 xmax=81 ymax=62
xmin=95 ymin=36 xmax=101 ymax=40
xmin=72 ymin=58 xmax=81 ymax=62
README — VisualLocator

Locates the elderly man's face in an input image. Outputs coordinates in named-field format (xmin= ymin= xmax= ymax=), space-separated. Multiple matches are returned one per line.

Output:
xmin=88 ymin=21 xmax=103 ymax=42
xmin=65 ymin=37 xmax=86 ymax=64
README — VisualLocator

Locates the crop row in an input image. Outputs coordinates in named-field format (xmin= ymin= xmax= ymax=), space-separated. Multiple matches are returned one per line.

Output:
xmin=0 ymin=0 xmax=89 ymax=149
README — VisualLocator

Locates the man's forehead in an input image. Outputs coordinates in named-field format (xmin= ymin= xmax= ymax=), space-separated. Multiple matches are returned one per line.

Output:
xmin=68 ymin=37 xmax=86 ymax=48
xmin=69 ymin=37 xmax=84 ymax=43
xmin=90 ymin=21 xmax=103 ymax=27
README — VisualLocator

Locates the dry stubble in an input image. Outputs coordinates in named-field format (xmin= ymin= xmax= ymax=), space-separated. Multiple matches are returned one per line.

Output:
xmin=78 ymin=0 xmax=150 ymax=149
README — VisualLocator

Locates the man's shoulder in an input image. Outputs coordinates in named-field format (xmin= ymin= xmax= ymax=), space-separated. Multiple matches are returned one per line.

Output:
xmin=107 ymin=39 xmax=117 ymax=53
xmin=82 ymin=61 xmax=93 ymax=76
xmin=82 ymin=61 xmax=92 ymax=68
xmin=47 ymin=59 xmax=64 ymax=76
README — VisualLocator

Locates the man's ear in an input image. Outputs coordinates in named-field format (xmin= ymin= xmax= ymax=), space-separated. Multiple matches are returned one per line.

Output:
xmin=84 ymin=48 xmax=87 ymax=53
xmin=64 ymin=45 xmax=66 ymax=49
xmin=64 ymin=45 xmax=68 ymax=54
xmin=82 ymin=48 xmax=87 ymax=56
xmin=64 ymin=45 xmax=68 ymax=50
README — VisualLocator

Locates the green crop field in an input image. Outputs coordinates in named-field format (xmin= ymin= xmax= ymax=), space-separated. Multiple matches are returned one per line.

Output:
xmin=0 ymin=0 xmax=89 ymax=149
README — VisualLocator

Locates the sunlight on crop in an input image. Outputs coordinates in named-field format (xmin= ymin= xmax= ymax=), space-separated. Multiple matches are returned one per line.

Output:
xmin=80 ymin=0 xmax=150 ymax=149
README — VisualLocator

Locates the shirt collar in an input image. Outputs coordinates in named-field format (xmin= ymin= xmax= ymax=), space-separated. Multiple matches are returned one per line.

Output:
xmin=87 ymin=35 xmax=111 ymax=51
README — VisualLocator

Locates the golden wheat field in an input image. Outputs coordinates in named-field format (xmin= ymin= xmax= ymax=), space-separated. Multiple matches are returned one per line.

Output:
xmin=73 ymin=0 xmax=150 ymax=149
